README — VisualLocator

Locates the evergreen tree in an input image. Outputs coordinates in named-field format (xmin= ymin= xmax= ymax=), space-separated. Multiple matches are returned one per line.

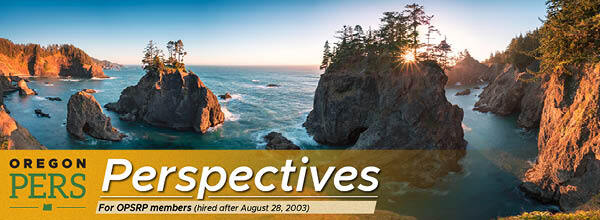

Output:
xmin=404 ymin=3 xmax=433 ymax=60
xmin=320 ymin=41 xmax=332 ymax=70
xmin=538 ymin=0 xmax=600 ymax=75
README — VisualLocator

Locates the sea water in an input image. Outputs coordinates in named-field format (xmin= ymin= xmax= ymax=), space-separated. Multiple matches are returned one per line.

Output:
xmin=3 ymin=66 xmax=554 ymax=218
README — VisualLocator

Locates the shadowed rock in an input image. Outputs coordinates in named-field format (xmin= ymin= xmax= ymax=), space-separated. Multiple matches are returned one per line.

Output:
xmin=304 ymin=61 xmax=467 ymax=149
xmin=455 ymin=89 xmax=471 ymax=96
xmin=67 ymin=91 xmax=124 ymax=141
xmin=34 ymin=109 xmax=50 ymax=118
xmin=105 ymin=67 xmax=224 ymax=133
xmin=218 ymin=92 xmax=232 ymax=100
xmin=474 ymin=63 xmax=545 ymax=129
xmin=264 ymin=132 xmax=300 ymax=150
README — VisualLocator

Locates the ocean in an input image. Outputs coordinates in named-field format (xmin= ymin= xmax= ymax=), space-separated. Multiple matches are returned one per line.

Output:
xmin=3 ymin=66 xmax=554 ymax=218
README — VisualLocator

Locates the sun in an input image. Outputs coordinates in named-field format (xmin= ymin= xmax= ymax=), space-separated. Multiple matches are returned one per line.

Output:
xmin=403 ymin=51 xmax=416 ymax=63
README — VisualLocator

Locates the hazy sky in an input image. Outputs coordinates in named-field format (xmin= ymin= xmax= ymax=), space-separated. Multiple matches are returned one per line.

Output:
xmin=0 ymin=0 xmax=546 ymax=65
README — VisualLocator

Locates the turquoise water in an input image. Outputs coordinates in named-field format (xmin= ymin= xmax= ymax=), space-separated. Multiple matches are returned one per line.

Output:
xmin=5 ymin=65 xmax=324 ymax=149
xmin=4 ymin=66 xmax=554 ymax=218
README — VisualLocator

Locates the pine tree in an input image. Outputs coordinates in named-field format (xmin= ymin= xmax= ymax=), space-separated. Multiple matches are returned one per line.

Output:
xmin=320 ymin=41 xmax=332 ymax=70
xmin=404 ymin=3 xmax=433 ymax=60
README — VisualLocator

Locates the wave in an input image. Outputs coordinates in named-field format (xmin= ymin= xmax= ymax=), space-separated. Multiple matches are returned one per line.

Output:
xmin=60 ymin=78 xmax=81 ymax=82
xmin=221 ymin=107 xmax=240 ymax=121
xmin=91 ymin=76 xmax=118 ymax=80
xmin=33 ymin=96 xmax=45 ymax=101
xmin=252 ymin=79 xmax=260 ymax=82
xmin=462 ymin=123 xmax=472 ymax=132
xmin=42 ymin=83 xmax=54 ymax=86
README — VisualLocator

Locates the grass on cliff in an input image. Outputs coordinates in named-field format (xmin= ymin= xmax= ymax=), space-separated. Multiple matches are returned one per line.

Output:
xmin=501 ymin=211 xmax=600 ymax=220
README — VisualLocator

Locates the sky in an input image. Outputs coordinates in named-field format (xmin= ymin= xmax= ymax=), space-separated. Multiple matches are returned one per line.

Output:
xmin=0 ymin=0 xmax=547 ymax=65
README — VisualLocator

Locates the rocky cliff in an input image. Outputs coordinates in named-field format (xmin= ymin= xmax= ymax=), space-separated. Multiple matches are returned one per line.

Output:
xmin=0 ymin=77 xmax=43 ymax=149
xmin=474 ymin=64 xmax=545 ymax=129
xmin=105 ymin=67 xmax=225 ymax=133
xmin=92 ymin=58 xmax=123 ymax=71
xmin=304 ymin=61 xmax=467 ymax=149
xmin=446 ymin=53 xmax=490 ymax=86
xmin=67 ymin=91 xmax=125 ymax=141
xmin=0 ymin=38 xmax=108 ymax=78
xmin=522 ymin=64 xmax=600 ymax=210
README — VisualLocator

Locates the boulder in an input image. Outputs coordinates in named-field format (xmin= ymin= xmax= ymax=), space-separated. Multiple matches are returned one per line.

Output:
xmin=17 ymin=79 xmax=36 ymax=96
xmin=218 ymin=93 xmax=232 ymax=100
xmin=455 ymin=89 xmax=471 ymax=96
xmin=304 ymin=62 xmax=467 ymax=149
xmin=522 ymin=64 xmax=600 ymax=211
xmin=105 ymin=67 xmax=224 ymax=133
xmin=263 ymin=132 xmax=300 ymax=150
xmin=473 ymin=64 xmax=545 ymax=129
xmin=34 ymin=109 xmax=50 ymax=118
xmin=46 ymin=97 xmax=62 ymax=101
xmin=67 ymin=91 xmax=124 ymax=141
xmin=82 ymin=89 xmax=97 ymax=94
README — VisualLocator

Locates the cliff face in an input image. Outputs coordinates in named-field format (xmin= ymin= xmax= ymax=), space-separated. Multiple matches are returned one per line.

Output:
xmin=474 ymin=64 xmax=545 ymax=129
xmin=0 ymin=38 xmax=107 ymax=78
xmin=0 ymin=77 xmax=43 ymax=149
xmin=446 ymin=54 xmax=490 ymax=86
xmin=522 ymin=64 xmax=600 ymax=210
xmin=105 ymin=67 xmax=225 ymax=133
xmin=304 ymin=62 xmax=467 ymax=149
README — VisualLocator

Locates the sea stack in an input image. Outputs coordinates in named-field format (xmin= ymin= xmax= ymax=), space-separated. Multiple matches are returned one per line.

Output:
xmin=17 ymin=79 xmax=36 ymax=96
xmin=67 ymin=91 xmax=124 ymax=141
xmin=473 ymin=63 xmax=545 ymax=129
xmin=521 ymin=64 xmax=600 ymax=210
xmin=304 ymin=61 xmax=467 ymax=149
xmin=105 ymin=67 xmax=225 ymax=133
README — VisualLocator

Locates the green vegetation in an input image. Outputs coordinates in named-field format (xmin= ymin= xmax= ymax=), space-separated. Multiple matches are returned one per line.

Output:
xmin=484 ymin=30 xmax=540 ymax=72
xmin=320 ymin=3 xmax=454 ymax=73
xmin=142 ymin=40 xmax=187 ymax=72
xmin=0 ymin=38 xmax=95 ymax=65
xmin=538 ymin=0 xmax=600 ymax=75
xmin=486 ymin=0 xmax=600 ymax=75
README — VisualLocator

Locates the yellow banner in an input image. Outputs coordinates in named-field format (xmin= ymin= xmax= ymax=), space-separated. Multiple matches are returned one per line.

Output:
xmin=1 ymin=150 xmax=464 ymax=219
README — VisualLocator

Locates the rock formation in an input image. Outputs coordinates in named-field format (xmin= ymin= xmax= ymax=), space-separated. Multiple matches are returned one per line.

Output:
xmin=522 ymin=64 xmax=600 ymax=210
xmin=67 ymin=91 xmax=124 ymax=141
xmin=17 ymin=79 xmax=36 ymax=95
xmin=82 ymin=89 xmax=97 ymax=93
xmin=455 ymin=89 xmax=471 ymax=96
xmin=473 ymin=64 xmax=545 ymax=129
xmin=46 ymin=97 xmax=62 ymax=101
xmin=218 ymin=92 xmax=232 ymax=100
xmin=91 ymin=58 xmax=123 ymax=71
xmin=0 ymin=38 xmax=108 ymax=78
xmin=34 ymin=109 xmax=50 ymax=118
xmin=263 ymin=132 xmax=300 ymax=150
xmin=105 ymin=67 xmax=225 ymax=133
xmin=0 ymin=76 xmax=43 ymax=149
xmin=304 ymin=61 xmax=467 ymax=149
xmin=445 ymin=52 xmax=490 ymax=86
